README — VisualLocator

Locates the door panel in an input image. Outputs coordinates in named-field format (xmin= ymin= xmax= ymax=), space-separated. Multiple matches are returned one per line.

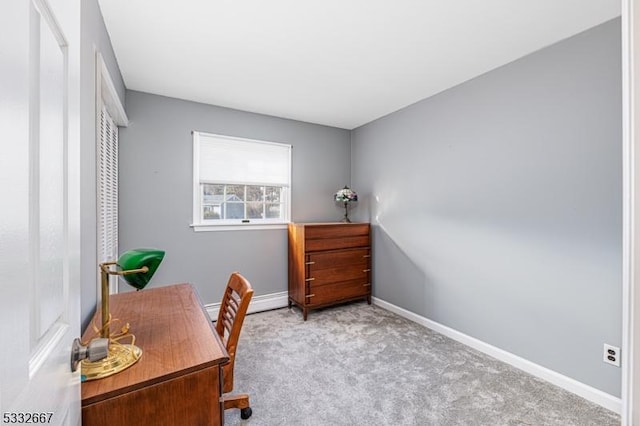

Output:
xmin=36 ymin=9 xmax=65 ymax=338
xmin=0 ymin=0 xmax=31 ymax=410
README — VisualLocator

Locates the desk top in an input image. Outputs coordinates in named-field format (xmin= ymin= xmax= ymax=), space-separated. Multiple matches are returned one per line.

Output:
xmin=81 ymin=283 xmax=229 ymax=406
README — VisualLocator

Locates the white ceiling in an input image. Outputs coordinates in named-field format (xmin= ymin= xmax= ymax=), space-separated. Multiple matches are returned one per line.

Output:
xmin=98 ymin=1 xmax=620 ymax=130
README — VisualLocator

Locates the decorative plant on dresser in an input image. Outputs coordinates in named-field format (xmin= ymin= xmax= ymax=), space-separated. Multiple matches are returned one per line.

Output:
xmin=288 ymin=222 xmax=371 ymax=320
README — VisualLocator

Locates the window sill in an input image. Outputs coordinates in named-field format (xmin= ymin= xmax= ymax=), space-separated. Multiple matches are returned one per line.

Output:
xmin=190 ymin=223 xmax=289 ymax=232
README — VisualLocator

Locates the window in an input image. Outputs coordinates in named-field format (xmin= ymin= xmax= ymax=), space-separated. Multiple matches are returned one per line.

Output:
xmin=192 ymin=131 xmax=291 ymax=230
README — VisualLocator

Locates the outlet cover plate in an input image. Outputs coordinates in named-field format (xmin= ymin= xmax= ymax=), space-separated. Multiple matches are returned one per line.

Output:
xmin=603 ymin=343 xmax=621 ymax=367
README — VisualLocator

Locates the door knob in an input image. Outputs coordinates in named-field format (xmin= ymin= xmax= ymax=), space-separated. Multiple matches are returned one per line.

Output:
xmin=70 ymin=337 xmax=109 ymax=372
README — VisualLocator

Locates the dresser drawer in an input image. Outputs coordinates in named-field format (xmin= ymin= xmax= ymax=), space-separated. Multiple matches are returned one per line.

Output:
xmin=308 ymin=263 xmax=370 ymax=286
xmin=304 ymin=224 xmax=370 ymax=252
xmin=307 ymin=248 xmax=370 ymax=270
xmin=305 ymin=235 xmax=369 ymax=252
xmin=307 ymin=279 xmax=371 ymax=306
xmin=304 ymin=224 xmax=369 ymax=240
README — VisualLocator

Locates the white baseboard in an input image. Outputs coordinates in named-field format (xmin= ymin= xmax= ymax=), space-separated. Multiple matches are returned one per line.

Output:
xmin=372 ymin=297 xmax=622 ymax=414
xmin=206 ymin=291 xmax=288 ymax=321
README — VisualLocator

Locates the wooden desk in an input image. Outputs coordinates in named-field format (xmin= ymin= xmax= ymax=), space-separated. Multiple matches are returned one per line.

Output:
xmin=81 ymin=284 xmax=229 ymax=426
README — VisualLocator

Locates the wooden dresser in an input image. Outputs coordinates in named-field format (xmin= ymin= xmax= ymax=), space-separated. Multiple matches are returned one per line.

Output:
xmin=288 ymin=222 xmax=371 ymax=320
xmin=81 ymin=284 xmax=229 ymax=426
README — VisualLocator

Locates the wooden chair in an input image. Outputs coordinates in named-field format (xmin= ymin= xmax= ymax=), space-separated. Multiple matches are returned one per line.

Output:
xmin=215 ymin=272 xmax=254 ymax=420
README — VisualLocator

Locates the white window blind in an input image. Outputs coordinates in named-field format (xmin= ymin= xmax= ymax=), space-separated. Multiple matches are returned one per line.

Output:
xmin=97 ymin=105 xmax=118 ymax=264
xmin=196 ymin=132 xmax=291 ymax=187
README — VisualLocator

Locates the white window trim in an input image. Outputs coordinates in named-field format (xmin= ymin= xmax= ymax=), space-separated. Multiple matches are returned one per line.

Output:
xmin=191 ymin=223 xmax=289 ymax=232
xmin=191 ymin=131 xmax=292 ymax=232
xmin=96 ymin=53 xmax=127 ymax=127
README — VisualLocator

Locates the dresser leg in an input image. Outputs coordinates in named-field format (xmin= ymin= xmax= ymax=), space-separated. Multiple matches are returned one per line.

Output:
xmin=367 ymin=295 xmax=371 ymax=305
xmin=288 ymin=299 xmax=292 ymax=309
xmin=303 ymin=308 xmax=308 ymax=321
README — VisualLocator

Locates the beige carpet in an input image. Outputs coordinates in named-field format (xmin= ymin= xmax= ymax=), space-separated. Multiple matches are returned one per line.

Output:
xmin=224 ymin=302 xmax=620 ymax=426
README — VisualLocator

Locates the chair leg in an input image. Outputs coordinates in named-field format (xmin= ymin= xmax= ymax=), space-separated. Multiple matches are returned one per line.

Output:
xmin=223 ymin=393 xmax=252 ymax=419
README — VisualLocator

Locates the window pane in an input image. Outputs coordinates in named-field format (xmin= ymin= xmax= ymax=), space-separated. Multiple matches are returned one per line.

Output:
xmin=247 ymin=202 xmax=263 ymax=219
xmin=224 ymin=202 xmax=244 ymax=219
xmin=203 ymin=205 xmax=221 ymax=220
xmin=202 ymin=184 xmax=224 ymax=220
xmin=203 ymin=184 xmax=224 ymax=196
xmin=246 ymin=185 xmax=264 ymax=202
xmin=265 ymin=204 xmax=281 ymax=219
xmin=226 ymin=184 xmax=245 ymax=201
xmin=265 ymin=186 xmax=281 ymax=202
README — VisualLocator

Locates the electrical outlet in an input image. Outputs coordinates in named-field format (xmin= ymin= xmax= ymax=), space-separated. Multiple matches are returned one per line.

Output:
xmin=603 ymin=344 xmax=621 ymax=367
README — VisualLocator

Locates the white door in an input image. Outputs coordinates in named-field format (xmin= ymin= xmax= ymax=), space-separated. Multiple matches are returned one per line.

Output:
xmin=0 ymin=0 xmax=81 ymax=424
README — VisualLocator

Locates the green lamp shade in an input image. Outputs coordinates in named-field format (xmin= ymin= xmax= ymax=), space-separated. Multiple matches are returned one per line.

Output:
xmin=117 ymin=248 xmax=165 ymax=290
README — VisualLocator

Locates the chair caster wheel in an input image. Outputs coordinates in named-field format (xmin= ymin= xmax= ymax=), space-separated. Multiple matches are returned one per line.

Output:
xmin=240 ymin=407 xmax=252 ymax=419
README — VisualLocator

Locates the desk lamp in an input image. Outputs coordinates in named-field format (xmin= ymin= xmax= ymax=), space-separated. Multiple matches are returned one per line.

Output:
xmin=72 ymin=248 xmax=165 ymax=381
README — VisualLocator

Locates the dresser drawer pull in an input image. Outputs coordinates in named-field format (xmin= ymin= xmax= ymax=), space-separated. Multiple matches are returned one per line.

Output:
xmin=306 ymin=294 xmax=315 ymax=298
xmin=305 ymin=277 xmax=315 ymax=281
xmin=363 ymin=269 xmax=371 ymax=272
xmin=363 ymin=254 xmax=371 ymax=258
xmin=363 ymin=283 xmax=371 ymax=287
xmin=305 ymin=261 xmax=315 ymax=265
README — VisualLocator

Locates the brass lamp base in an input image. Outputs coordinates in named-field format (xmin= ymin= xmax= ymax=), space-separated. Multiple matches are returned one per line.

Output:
xmin=80 ymin=344 xmax=142 ymax=381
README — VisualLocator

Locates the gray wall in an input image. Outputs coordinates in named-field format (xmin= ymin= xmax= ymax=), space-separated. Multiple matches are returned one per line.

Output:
xmin=119 ymin=91 xmax=351 ymax=304
xmin=79 ymin=0 xmax=126 ymax=330
xmin=351 ymin=19 xmax=622 ymax=396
